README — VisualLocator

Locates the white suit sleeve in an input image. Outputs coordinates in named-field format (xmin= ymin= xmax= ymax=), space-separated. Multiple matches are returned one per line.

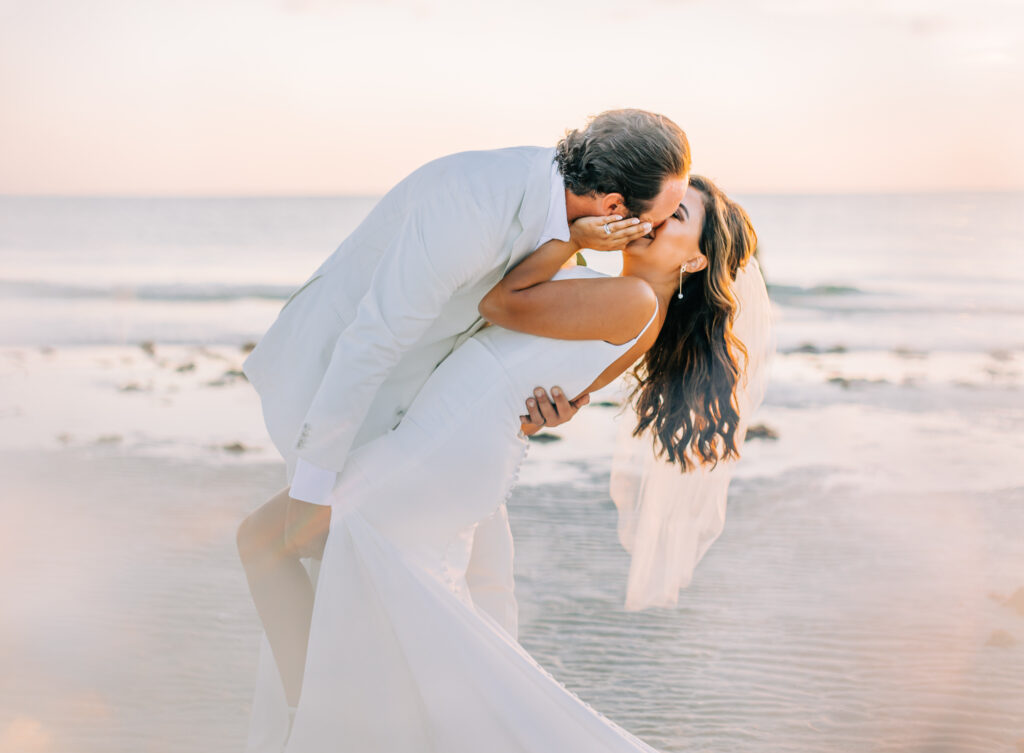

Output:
xmin=292 ymin=193 xmax=502 ymax=472
xmin=289 ymin=458 xmax=338 ymax=505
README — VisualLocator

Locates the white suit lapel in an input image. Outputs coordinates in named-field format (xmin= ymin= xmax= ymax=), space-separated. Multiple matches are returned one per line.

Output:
xmin=502 ymin=147 xmax=558 ymax=275
xmin=448 ymin=148 xmax=557 ymax=353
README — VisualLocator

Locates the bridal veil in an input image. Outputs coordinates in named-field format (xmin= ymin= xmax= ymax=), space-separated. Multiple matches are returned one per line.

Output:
xmin=610 ymin=257 xmax=774 ymax=610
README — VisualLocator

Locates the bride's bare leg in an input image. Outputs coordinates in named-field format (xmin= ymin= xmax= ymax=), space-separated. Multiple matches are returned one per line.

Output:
xmin=236 ymin=488 xmax=330 ymax=706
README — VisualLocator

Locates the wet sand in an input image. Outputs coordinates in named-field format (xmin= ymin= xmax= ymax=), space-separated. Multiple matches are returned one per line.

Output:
xmin=2 ymin=447 xmax=1022 ymax=753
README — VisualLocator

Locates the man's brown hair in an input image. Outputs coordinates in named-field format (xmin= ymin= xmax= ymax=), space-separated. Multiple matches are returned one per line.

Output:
xmin=555 ymin=109 xmax=691 ymax=216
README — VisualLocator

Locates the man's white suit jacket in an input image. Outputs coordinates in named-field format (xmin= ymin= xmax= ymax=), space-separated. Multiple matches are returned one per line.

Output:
xmin=243 ymin=146 xmax=565 ymax=487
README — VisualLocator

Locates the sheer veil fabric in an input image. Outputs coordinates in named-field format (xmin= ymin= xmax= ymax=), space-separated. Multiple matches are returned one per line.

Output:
xmin=610 ymin=257 xmax=774 ymax=610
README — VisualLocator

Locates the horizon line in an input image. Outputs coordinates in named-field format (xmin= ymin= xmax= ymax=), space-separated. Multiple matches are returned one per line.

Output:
xmin=2 ymin=188 xmax=1023 ymax=200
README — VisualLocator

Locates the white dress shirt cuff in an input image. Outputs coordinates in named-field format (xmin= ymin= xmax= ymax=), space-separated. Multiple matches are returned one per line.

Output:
xmin=290 ymin=457 xmax=338 ymax=505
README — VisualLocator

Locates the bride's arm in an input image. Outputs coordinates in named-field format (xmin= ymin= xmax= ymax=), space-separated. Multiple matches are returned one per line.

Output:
xmin=496 ymin=215 xmax=644 ymax=290
xmin=479 ymin=218 xmax=657 ymax=345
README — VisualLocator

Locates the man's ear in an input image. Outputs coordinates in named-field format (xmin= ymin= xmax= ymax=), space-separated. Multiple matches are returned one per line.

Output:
xmin=600 ymin=193 xmax=627 ymax=217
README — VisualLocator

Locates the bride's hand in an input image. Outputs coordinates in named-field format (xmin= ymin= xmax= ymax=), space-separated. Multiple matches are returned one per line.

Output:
xmin=570 ymin=215 xmax=652 ymax=252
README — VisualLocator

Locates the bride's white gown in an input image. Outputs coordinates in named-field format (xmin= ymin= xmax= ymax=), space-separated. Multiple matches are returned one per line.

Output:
xmin=247 ymin=266 xmax=662 ymax=753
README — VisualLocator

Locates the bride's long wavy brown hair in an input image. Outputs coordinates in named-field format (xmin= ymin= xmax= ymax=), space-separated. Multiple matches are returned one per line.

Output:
xmin=628 ymin=174 xmax=759 ymax=471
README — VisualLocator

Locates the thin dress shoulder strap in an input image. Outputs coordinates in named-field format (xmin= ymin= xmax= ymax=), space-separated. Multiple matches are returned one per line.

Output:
xmin=615 ymin=297 xmax=659 ymax=349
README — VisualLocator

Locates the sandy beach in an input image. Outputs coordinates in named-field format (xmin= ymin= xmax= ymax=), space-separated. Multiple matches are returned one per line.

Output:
xmin=1 ymin=339 xmax=1022 ymax=752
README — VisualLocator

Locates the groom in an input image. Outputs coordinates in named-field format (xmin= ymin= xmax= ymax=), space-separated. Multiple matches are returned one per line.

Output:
xmin=238 ymin=110 xmax=691 ymax=660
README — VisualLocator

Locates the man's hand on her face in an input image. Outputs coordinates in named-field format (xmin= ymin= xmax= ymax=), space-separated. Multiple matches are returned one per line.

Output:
xmin=570 ymin=215 xmax=653 ymax=253
xmin=519 ymin=387 xmax=590 ymax=436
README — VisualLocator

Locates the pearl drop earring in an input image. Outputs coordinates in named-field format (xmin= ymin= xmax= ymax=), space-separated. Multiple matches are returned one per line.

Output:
xmin=677 ymin=264 xmax=687 ymax=299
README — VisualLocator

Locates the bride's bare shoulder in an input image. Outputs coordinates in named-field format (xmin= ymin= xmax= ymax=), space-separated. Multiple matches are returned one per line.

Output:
xmin=600 ymin=275 xmax=659 ymax=343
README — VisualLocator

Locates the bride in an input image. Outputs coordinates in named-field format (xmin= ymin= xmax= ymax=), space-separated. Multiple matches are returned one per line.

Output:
xmin=246 ymin=175 xmax=770 ymax=752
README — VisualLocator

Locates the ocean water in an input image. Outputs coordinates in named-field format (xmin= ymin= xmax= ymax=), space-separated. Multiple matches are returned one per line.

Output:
xmin=1 ymin=193 xmax=1022 ymax=752
xmin=1 ymin=192 xmax=1022 ymax=352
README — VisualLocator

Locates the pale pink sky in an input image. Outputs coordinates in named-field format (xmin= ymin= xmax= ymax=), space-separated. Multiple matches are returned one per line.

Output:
xmin=1 ymin=0 xmax=1022 ymax=195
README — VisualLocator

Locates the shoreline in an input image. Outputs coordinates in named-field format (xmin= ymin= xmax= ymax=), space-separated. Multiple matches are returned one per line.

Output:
xmin=2 ymin=342 xmax=1021 ymax=494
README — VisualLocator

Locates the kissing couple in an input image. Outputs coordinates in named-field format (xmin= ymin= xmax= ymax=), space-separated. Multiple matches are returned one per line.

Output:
xmin=237 ymin=108 xmax=772 ymax=752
